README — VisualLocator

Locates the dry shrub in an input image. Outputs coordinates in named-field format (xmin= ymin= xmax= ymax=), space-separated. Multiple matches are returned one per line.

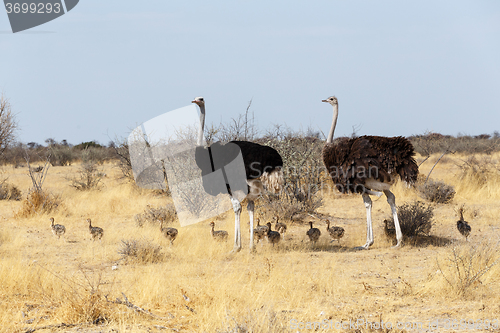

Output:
xmin=61 ymin=268 xmax=113 ymax=325
xmin=384 ymin=201 xmax=433 ymax=242
xmin=68 ymin=162 xmax=104 ymax=191
xmin=457 ymin=156 xmax=500 ymax=188
xmin=257 ymin=126 xmax=325 ymax=221
xmin=258 ymin=192 xmax=322 ymax=221
xmin=436 ymin=241 xmax=500 ymax=296
xmin=0 ymin=179 xmax=21 ymax=200
xmin=49 ymin=145 xmax=76 ymax=166
xmin=418 ymin=179 xmax=455 ymax=204
xmin=16 ymin=264 xmax=114 ymax=327
xmin=15 ymin=190 xmax=61 ymax=218
xmin=134 ymin=203 xmax=177 ymax=227
xmin=118 ymin=239 xmax=165 ymax=264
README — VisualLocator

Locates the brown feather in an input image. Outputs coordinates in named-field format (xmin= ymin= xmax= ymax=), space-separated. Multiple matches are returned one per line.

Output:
xmin=323 ymin=135 xmax=418 ymax=193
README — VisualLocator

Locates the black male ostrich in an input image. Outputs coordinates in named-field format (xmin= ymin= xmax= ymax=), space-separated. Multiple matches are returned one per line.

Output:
xmin=192 ymin=97 xmax=283 ymax=253
xmin=322 ymin=96 xmax=418 ymax=249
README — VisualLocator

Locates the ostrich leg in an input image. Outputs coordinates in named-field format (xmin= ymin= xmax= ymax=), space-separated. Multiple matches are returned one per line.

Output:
xmin=384 ymin=190 xmax=403 ymax=248
xmin=247 ymin=200 xmax=255 ymax=252
xmin=230 ymin=196 xmax=242 ymax=253
xmin=360 ymin=193 xmax=374 ymax=249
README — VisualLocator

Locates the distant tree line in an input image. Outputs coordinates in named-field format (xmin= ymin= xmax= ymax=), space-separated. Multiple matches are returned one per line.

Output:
xmin=409 ymin=131 xmax=500 ymax=156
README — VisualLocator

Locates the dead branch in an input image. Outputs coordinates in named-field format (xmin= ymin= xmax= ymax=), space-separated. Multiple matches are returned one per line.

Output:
xmin=23 ymin=322 xmax=81 ymax=333
xmin=105 ymin=292 xmax=173 ymax=320
xmin=425 ymin=149 xmax=454 ymax=183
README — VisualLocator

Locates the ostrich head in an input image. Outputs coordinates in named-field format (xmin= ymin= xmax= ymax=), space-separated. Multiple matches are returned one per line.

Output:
xmin=209 ymin=221 xmax=215 ymax=227
xmin=192 ymin=96 xmax=205 ymax=106
xmin=322 ymin=96 xmax=338 ymax=106
xmin=50 ymin=217 xmax=54 ymax=225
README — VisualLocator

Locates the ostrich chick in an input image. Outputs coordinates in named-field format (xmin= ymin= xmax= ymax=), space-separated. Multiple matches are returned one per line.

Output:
xmin=274 ymin=216 xmax=287 ymax=235
xmin=325 ymin=219 xmax=344 ymax=244
xmin=266 ymin=222 xmax=281 ymax=246
xmin=306 ymin=221 xmax=321 ymax=244
xmin=253 ymin=218 xmax=268 ymax=243
xmin=50 ymin=217 xmax=66 ymax=239
xmin=457 ymin=207 xmax=471 ymax=241
xmin=87 ymin=218 xmax=103 ymax=240
xmin=160 ymin=220 xmax=178 ymax=245
xmin=210 ymin=221 xmax=228 ymax=242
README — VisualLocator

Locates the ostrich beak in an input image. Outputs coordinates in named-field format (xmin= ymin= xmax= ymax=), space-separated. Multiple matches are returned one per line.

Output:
xmin=191 ymin=100 xmax=196 ymax=104
xmin=322 ymin=99 xmax=328 ymax=102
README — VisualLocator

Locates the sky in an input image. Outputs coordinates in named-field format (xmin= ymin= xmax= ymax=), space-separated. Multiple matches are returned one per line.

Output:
xmin=1 ymin=1 xmax=500 ymax=146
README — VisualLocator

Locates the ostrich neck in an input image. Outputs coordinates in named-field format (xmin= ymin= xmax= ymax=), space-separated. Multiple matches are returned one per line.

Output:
xmin=326 ymin=104 xmax=338 ymax=144
xmin=197 ymin=104 xmax=206 ymax=146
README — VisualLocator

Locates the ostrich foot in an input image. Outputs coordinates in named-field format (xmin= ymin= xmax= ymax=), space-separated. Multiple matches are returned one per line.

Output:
xmin=230 ymin=246 xmax=242 ymax=254
xmin=391 ymin=241 xmax=402 ymax=249
xmin=354 ymin=243 xmax=372 ymax=250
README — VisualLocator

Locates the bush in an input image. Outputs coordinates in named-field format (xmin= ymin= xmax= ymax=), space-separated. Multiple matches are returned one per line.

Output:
xmin=0 ymin=179 xmax=21 ymax=200
xmin=436 ymin=241 xmax=500 ymax=296
xmin=257 ymin=126 xmax=325 ymax=220
xmin=69 ymin=162 xmax=104 ymax=191
xmin=418 ymin=179 xmax=456 ymax=204
xmin=49 ymin=146 xmax=76 ymax=166
xmin=457 ymin=156 xmax=500 ymax=188
xmin=81 ymin=147 xmax=110 ymax=165
xmin=111 ymin=140 xmax=134 ymax=181
xmin=118 ymin=239 xmax=165 ymax=264
xmin=134 ymin=203 xmax=178 ymax=227
xmin=15 ymin=190 xmax=61 ymax=217
xmin=384 ymin=201 xmax=433 ymax=241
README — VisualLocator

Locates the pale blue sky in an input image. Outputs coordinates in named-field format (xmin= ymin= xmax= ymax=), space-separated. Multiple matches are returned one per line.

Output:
xmin=1 ymin=1 xmax=500 ymax=146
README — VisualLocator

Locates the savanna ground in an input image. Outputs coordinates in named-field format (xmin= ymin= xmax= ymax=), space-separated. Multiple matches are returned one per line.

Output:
xmin=1 ymin=152 xmax=500 ymax=333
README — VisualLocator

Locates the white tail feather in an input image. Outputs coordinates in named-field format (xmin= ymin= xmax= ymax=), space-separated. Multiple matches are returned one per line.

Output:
xmin=260 ymin=167 xmax=284 ymax=193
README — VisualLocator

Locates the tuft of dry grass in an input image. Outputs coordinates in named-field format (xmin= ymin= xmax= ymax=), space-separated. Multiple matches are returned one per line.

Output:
xmin=134 ymin=203 xmax=177 ymax=227
xmin=434 ymin=240 xmax=500 ymax=297
xmin=118 ymin=238 xmax=166 ymax=264
xmin=14 ymin=189 xmax=61 ymax=218
xmin=0 ymin=178 xmax=21 ymax=200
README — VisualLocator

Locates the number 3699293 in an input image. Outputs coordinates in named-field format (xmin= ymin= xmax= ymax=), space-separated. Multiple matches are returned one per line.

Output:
xmin=5 ymin=2 xmax=62 ymax=14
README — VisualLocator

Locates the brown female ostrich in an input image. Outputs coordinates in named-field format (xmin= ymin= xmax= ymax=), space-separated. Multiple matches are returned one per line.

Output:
xmin=322 ymin=96 xmax=418 ymax=249
xmin=193 ymin=97 xmax=283 ymax=253
xmin=456 ymin=207 xmax=471 ymax=241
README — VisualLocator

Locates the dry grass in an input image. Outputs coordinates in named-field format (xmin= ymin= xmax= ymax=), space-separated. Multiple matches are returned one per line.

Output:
xmin=0 ymin=154 xmax=499 ymax=332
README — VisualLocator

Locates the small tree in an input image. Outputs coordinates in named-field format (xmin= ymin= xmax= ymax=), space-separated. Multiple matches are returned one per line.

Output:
xmin=0 ymin=93 xmax=18 ymax=155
